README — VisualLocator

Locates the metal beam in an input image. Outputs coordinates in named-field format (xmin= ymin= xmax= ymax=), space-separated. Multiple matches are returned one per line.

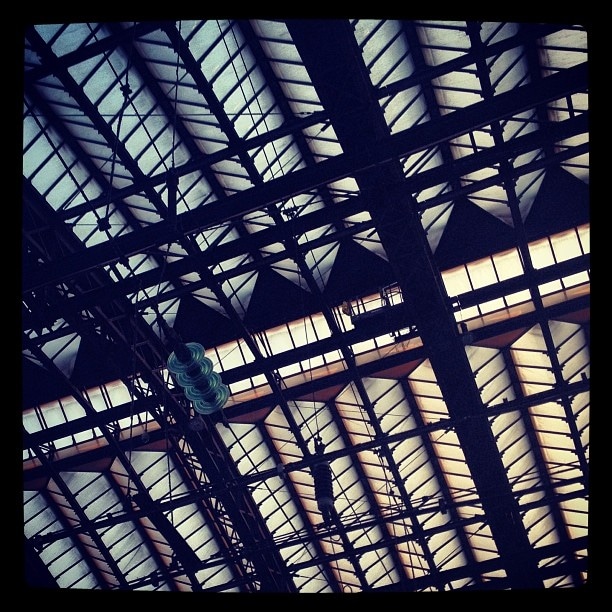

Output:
xmin=286 ymin=18 xmax=545 ymax=590
xmin=23 ymin=61 xmax=587 ymax=294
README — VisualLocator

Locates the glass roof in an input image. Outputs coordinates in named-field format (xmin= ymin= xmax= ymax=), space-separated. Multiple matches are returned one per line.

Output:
xmin=22 ymin=19 xmax=589 ymax=593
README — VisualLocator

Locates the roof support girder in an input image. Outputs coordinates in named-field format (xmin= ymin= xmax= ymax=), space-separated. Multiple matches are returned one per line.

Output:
xmin=23 ymin=60 xmax=587 ymax=294
xmin=286 ymin=18 xmax=544 ymax=590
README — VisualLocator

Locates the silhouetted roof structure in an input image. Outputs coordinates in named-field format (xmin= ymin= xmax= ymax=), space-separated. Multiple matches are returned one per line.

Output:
xmin=22 ymin=19 xmax=590 ymax=593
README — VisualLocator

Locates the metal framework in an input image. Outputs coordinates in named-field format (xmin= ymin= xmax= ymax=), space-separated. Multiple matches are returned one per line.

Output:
xmin=22 ymin=19 xmax=590 ymax=592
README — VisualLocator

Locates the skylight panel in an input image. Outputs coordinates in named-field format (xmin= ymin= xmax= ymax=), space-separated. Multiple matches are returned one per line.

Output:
xmin=318 ymin=178 xmax=358 ymax=202
xmin=266 ymin=402 xmax=307 ymax=462
xmin=513 ymin=169 xmax=546 ymax=222
xmin=208 ymin=156 xmax=253 ymax=193
xmin=36 ymin=333 xmax=80 ymax=378
xmin=172 ymin=169 xmax=217 ymax=213
xmin=511 ymin=326 xmax=557 ymax=395
xmin=297 ymin=122 xmax=344 ymax=163
xmin=193 ymin=563 xmax=238 ymax=593
xmin=25 ymin=127 xmax=106 ymax=219
xmin=250 ymin=20 xmax=297 ymax=62
xmin=124 ymin=100 xmax=179 ymax=174
xmin=218 ymin=421 xmax=272 ymax=477
xmin=449 ymin=127 xmax=496 ymax=160
xmin=254 ymin=20 xmax=347 ymax=164
xmin=557 ymin=136 xmax=589 ymax=183
xmin=252 ymin=134 xmax=305 ymax=182
xmin=539 ymin=26 xmax=588 ymax=76
xmin=522 ymin=503 xmax=559 ymax=550
xmin=253 ymin=21 xmax=323 ymax=119
xmin=364 ymin=549 xmax=400 ymax=589
xmin=301 ymin=241 xmax=338 ymax=292
xmin=530 ymin=400 xmax=584 ymax=491
xmin=466 ymin=182 xmax=514 ymax=225
xmin=230 ymin=84 xmax=280 ymax=141
xmin=463 ymin=522 xmax=499 ymax=567
xmin=487 ymin=45 xmax=529 ymax=95
xmin=336 ymin=387 xmax=375 ymax=447
xmin=352 ymin=523 xmax=396 ymax=576
xmin=552 ymin=225 xmax=589 ymax=262
xmin=442 ymin=262 xmax=471 ymax=296
xmin=23 ymin=379 xmax=149 ymax=458
xmin=181 ymin=103 xmax=229 ymax=155
xmin=276 ymin=78 xmax=323 ymax=117
xmin=430 ymin=431 xmax=476 ymax=513
xmin=548 ymin=320 xmax=589 ymax=384
xmin=241 ymin=208 xmax=279 ymax=233
xmin=318 ymin=535 xmax=359 ymax=593
xmin=492 ymin=247 xmax=524 ymax=281
xmin=361 ymin=452 xmax=393 ymax=505
xmin=382 ymin=85 xmax=429 ymax=135
xmin=105 ymin=251 xmax=157 ymax=283
xmin=278 ymin=191 xmax=324 ymax=220
xmin=216 ymin=263 xmax=258 ymax=318
xmin=467 ymin=346 xmax=515 ymax=406
xmin=24 ymin=109 xmax=101 ymax=214
xmin=395 ymin=531 xmax=430 ymax=583
xmin=32 ymin=381 xmax=144 ymax=459
xmin=254 ymin=477 xmax=303 ymax=538
xmin=538 ymin=28 xmax=589 ymax=177
xmin=134 ymin=451 xmax=224 ymax=572
xmin=70 ymin=204 xmax=130 ymax=245
xmin=24 ymin=394 xmax=82 ymax=433
xmin=48 ymin=23 xmax=109 ymax=56
xmin=74 ymin=49 xmax=129 ymax=110
xmin=396 ymin=439 xmax=439 ymax=509
xmin=197 ymin=21 xmax=240 ymax=86
xmin=559 ymin=495 xmax=589 ymax=542
xmin=408 ymin=360 xmax=450 ymax=423
xmin=291 ymin=552 xmax=334 ymax=593
xmin=188 ymin=286 xmax=226 ymax=318
xmin=404 ymin=146 xmax=445 ymax=178
xmin=417 ymin=22 xmax=481 ymax=115
xmin=350 ymin=221 xmax=387 ymax=259
xmin=270 ymin=255 xmax=305 ymax=289
xmin=200 ymin=23 xmax=281 ymax=145
xmin=324 ymin=485 xmax=371 ymax=576
xmin=33 ymin=23 xmax=70 ymax=46
xmin=412 ymin=180 xmax=453 ymax=219
xmin=492 ymin=409 xmax=538 ymax=481
xmin=87 ymin=379 xmax=134 ymax=412
xmin=488 ymin=410 xmax=561 ymax=553
xmin=217 ymin=417 xmax=315 ymax=586
xmin=25 ymin=490 xmax=101 ymax=588
xmin=193 ymin=221 xmax=236 ymax=249
xmin=63 ymin=470 xmax=158 ymax=587
xmin=465 ymin=254 xmax=500 ymax=290
xmin=418 ymin=200 xmax=452 ymax=254
xmin=140 ymin=31 xmax=233 ymax=153
xmin=431 ymin=65 xmax=482 ymax=113
xmin=501 ymin=108 xmax=541 ymax=143
xmin=416 ymin=21 xmax=472 ymax=60
xmin=572 ymin=390 xmax=589 ymax=459
xmin=355 ymin=20 xmax=414 ymax=88
xmin=429 ymin=528 xmax=467 ymax=574
xmin=369 ymin=378 xmax=415 ymax=437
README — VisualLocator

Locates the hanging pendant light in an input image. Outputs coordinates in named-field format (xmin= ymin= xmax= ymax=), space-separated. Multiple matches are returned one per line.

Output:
xmin=167 ymin=341 xmax=229 ymax=414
